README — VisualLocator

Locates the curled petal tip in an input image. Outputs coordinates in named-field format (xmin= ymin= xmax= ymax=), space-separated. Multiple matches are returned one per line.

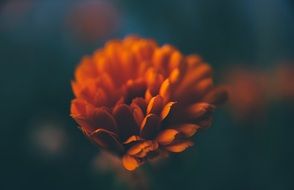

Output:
xmin=147 ymin=95 xmax=164 ymax=115
xmin=161 ymin=102 xmax=177 ymax=120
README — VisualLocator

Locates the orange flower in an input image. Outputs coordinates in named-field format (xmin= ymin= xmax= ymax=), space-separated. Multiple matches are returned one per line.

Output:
xmin=272 ymin=63 xmax=294 ymax=100
xmin=66 ymin=1 xmax=119 ymax=43
xmin=225 ymin=67 xmax=267 ymax=120
xmin=70 ymin=36 xmax=227 ymax=171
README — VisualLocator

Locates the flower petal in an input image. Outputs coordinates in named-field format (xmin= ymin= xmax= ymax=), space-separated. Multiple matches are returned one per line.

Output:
xmin=122 ymin=155 xmax=140 ymax=171
xmin=94 ymin=88 xmax=108 ymax=107
xmin=152 ymin=45 xmax=175 ymax=70
xmin=192 ymin=78 xmax=213 ymax=96
xmin=70 ymin=98 xmax=89 ymax=117
xmin=161 ymin=102 xmax=177 ymax=120
xmin=71 ymin=81 xmax=81 ymax=97
xmin=169 ymin=68 xmax=180 ymax=84
xmin=169 ymin=51 xmax=183 ymax=71
xmin=197 ymin=115 xmax=213 ymax=128
xmin=175 ymin=63 xmax=212 ymax=97
xmin=145 ymin=68 xmax=164 ymax=95
xmin=131 ymin=39 xmax=157 ymax=62
xmin=186 ymin=55 xmax=202 ymax=67
xmin=99 ymin=73 xmax=116 ymax=93
xmin=145 ymin=89 xmax=153 ymax=102
xmin=89 ymin=108 xmax=118 ymax=134
xmin=113 ymin=104 xmax=139 ymax=141
xmin=165 ymin=141 xmax=194 ymax=153
xmin=187 ymin=102 xmax=215 ymax=119
xmin=74 ymin=56 xmax=98 ymax=82
xmin=156 ymin=129 xmax=179 ymax=145
xmin=147 ymin=95 xmax=164 ymax=115
xmin=176 ymin=79 xmax=214 ymax=106
xmin=140 ymin=114 xmax=161 ymax=139
xmin=127 ymin=140 xmax=159 ymax=158
xmin=90 ymin=129 xmax=124 ymax=154
xmin=124 ymin=135 xmax=142 ymax=144
xmin=77 ymin=81 xmax=108 ymax=107
xmin=131 ymin=98 xmax=147 ymax=113
xmin=173 ymin=124 xmax=200 ymax=137
xmin=159 ymin=79 xmax=171 ymax=101
xmin=71 ymin=99 xmax=93 ymax=133
xmin=132 ymin=105 xmax=145 ymax=126
xmin=125 ymin=79 xmax=147 ymax=104
xmin=202 ymin=86 xmax=228 ymax=105
xmin=71 ymin=100 xmax=118 ymax=134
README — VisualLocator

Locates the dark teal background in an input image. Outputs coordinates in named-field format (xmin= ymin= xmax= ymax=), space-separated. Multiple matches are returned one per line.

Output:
xmin=1 ymin=0 xmax=293 ymax=189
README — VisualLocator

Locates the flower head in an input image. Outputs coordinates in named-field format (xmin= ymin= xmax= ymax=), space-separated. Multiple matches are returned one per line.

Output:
xmin=71 ymin=36 xmax=227 ymax=170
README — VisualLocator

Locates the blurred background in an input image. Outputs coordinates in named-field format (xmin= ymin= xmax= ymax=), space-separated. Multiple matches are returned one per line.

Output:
xmin=0 ymin=0 xmax=293 ymax=189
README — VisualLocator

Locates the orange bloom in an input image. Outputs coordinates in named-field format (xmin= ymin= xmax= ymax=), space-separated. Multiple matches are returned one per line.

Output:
xmin=272 ymin=63 xmax=294 ymax=100
xmin=225 ymin=67 xmax=267 ymax=120
xmin=66 ymin=1 xmax=119 ymax=43
xmin=70 ymin=36 xmax=227 ymax=171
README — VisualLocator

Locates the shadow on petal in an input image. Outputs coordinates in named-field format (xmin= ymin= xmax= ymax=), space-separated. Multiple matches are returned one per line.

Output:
xmin=140 ymin=114 xmax=161 ymax=139
xmin=90 ymin=129 xmax=124 ymax=155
